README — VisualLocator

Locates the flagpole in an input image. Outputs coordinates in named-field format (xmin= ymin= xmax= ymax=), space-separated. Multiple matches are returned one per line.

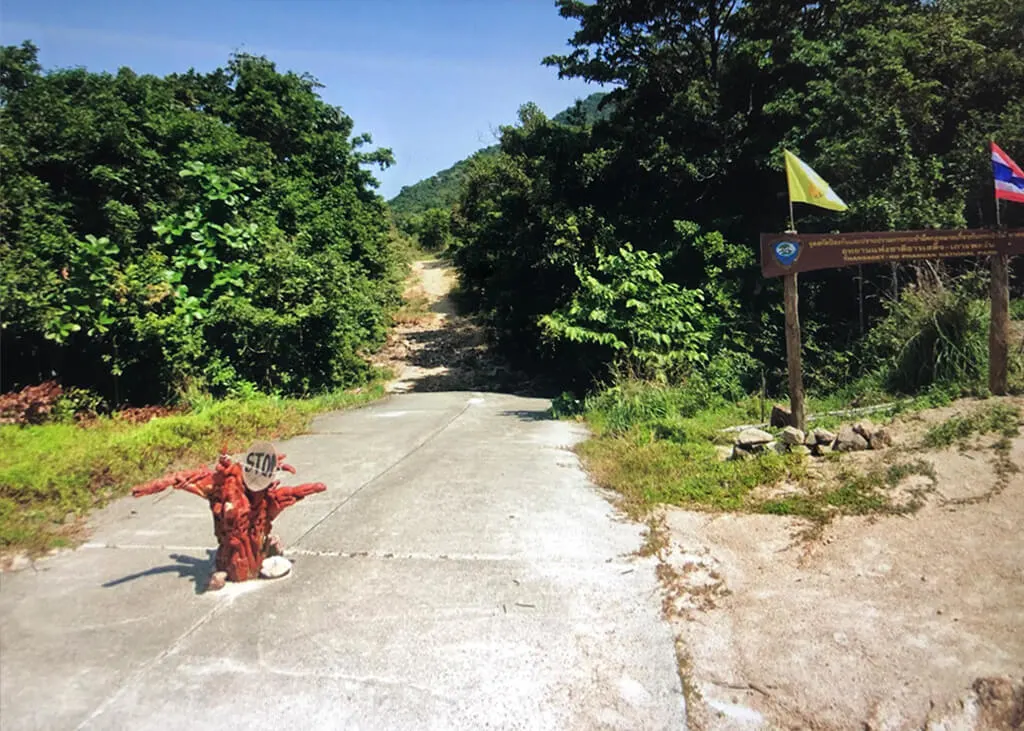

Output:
xmin=990 ymin=140 xmax=1009 ymax=395
xmin=784 ymin=167 xmax=804 ymax=430
xmin=783 ymin=268 xmax=805 ymax=431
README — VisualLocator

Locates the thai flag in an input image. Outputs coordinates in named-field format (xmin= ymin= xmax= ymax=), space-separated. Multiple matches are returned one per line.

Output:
xmin=992 ymin=141 xmax=1024 ymax=203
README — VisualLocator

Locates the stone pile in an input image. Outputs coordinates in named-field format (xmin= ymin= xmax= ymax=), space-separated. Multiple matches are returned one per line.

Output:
xmin=727 ymin=420 xmax=893 ymax=461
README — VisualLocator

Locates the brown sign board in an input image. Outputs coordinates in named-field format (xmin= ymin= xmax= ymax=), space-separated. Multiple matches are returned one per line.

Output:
xmin=760 ymin=228 xmax=1024 ymax=278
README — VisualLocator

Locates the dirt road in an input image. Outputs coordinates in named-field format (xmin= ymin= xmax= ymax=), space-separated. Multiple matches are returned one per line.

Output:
xmin=373 ymin=258 xmax=530 ymax=394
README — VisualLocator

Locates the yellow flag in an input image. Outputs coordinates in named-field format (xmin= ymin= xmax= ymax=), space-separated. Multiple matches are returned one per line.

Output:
xmin=784 ymin=150 xmax=847 ymax=211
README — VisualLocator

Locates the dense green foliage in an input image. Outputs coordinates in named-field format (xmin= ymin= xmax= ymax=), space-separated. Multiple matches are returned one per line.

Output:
xmin=540 ymin=243 xmax=710 ymax=378
xmin=1 ymin=42 xmax=401 ymax=404
xmin=411 ymin=207 xmax=456 ymax=252
xmin=452 ymin=0 xmax=1024 ymax=395
xmin=388 ymin=91 xmax=609 ymax=219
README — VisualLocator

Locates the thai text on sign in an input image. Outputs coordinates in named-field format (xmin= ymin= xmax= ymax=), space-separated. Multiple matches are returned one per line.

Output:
xmin=760 ymin=228 xmax=1024 ymax=278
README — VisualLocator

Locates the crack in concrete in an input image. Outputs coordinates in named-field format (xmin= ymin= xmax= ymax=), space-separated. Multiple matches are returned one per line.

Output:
xmin=79 ymin=542 xmax=634 ymax=566
xmin=176 ymin=653 xmax=451 ymax=699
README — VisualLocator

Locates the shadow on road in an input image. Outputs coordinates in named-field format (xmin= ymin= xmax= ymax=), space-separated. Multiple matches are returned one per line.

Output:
xmin=102 ymin=551 xmax=214 ymax=595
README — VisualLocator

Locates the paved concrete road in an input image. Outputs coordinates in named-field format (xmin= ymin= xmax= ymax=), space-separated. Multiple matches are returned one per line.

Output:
xmin=0 ymin=392 xmax=685 ymax=730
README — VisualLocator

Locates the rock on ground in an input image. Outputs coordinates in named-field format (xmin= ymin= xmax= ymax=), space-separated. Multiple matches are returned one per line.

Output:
xmin=735 ymin=428 xmax=774 ymax=447
xmin=836 ymin=425 xmax=869 ymax=452
xmin=813 ymin=428 xmax=837 ymax=445
xmin=781 ymin=427 xmax=805 ymax=445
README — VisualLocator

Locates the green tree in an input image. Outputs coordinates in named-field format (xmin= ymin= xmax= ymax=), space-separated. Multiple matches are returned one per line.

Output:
xmin=541 ymin=243 xmax=710 ymax=380
xmin=416 ymin=207 xmax=454 ymax=251
xmin=0 ymin=44 xmax=400 ymax=402
xmin=452 ymin=0 xmax=1024 ymax=394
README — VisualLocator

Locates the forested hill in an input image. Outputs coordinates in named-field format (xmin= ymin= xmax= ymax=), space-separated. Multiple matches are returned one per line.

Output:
xmin=388 ymin=91 xmax=608 ymax=216
xmin=388 ymin=149 xmax=496 ymax=217
xmin=551 ymin=91 xmax=610 ymax=125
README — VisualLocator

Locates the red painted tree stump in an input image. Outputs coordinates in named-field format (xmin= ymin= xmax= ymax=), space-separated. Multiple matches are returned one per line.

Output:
xmin=132 ymin=449 xmax=325 ymax=587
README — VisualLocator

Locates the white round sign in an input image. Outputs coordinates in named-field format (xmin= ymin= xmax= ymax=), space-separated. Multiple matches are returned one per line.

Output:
xmin=243 ymin=441 xmax=278 ymax=491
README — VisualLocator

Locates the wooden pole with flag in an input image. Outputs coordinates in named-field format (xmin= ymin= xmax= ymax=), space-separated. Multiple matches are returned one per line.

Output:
xmin=988 ymin=141 xmax=1024 ymax=395
xmin=781 ymin=150 xmax=848 ymax=431
xmin=782 ymin=271 xmax=805 ymax=431
xmin=990 ymin=250 xmax=1009 ymax=395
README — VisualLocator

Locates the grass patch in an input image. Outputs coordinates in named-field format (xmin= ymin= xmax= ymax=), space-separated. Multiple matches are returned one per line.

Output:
xmin=922 ymin=402 xmax=1021 ymax=448
xmin=921 ymin=401 xmax=1022 ymax=505
xmin=575 ymin=378 xmax=944 ymax=526
xmin=0 ymin=384 xmax=385 ymax=554
xmin=758 ymin=458 xmax=937 ymax=521
xmin=577 ymin=423 xmax=808 ymax=518
xmin=392 ymin=287 xmax=433 ymax=325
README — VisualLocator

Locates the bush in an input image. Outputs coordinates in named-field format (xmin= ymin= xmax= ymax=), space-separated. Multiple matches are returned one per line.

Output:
xmin=540 ymin=243 xmax=711 ymax=381
xmin=0 ymin=44 xmax=399 ymax=403
xmin=412 ymin=208 xmax=455 ymax=251
xmin=864 ymin=276 xmax=990 ymax=394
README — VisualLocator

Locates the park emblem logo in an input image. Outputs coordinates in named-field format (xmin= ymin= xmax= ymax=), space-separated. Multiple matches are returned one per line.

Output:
xmin=773 ymin=240 xmax=801 ymax=268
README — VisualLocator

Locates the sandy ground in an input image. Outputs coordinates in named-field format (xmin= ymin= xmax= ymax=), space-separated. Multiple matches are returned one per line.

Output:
xmin=373 ymin=259 xmax=535 ymax=394
xmin=655 ymin=399 xmax=1024 ymax=730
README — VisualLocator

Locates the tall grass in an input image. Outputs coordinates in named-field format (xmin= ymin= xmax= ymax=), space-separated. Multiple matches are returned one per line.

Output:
xmin=865 ymin=277 xmax=991 ymax=394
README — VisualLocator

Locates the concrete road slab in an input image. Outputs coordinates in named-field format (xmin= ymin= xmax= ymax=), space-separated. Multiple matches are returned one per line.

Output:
xmin=79 ymin=554 xmax=681 ymax=731
xmin=295 ymin=395 xmax=635 ymax=563
xmin=0 ymin=545 xmax=218 ymax=730
xmin=0 ymin=392 xmax=685 ymax=730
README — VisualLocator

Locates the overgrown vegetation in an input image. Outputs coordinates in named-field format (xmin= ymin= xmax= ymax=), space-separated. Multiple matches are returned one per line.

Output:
xmin=404 ymin=207 xmax=456 ymax=252
xmin=866 ymin=274 xmax=994 ymax=394
xmin=449 ymin=0 xmax=1024 ymax=395
xmin=0 ymin=385 xmax=384 ymax=553
xmin=540 ymin=244 xmax=711 ymax=380
xmin=1 ymin=42 xmax=401 ymax=404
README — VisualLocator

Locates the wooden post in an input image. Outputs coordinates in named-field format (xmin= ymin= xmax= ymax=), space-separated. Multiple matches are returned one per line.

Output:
xmin=989 ymin=253 xmax=1010 ymax=395
xmin=783 ymin=272 xmax=806 ymax=431
xmin=857 ymin=264 xmax=865 ymax=335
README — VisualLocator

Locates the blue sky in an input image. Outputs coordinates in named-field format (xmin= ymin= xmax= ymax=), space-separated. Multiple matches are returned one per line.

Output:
xmin=0 ymin=0 xmax=600 ymax=198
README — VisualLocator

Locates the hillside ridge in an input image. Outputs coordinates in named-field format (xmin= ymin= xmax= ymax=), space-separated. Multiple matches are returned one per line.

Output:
xmin=389 ymin=91 xmax=608 ymax=216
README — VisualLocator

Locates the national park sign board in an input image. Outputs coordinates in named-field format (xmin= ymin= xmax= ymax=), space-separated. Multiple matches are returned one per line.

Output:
xmin=760 ymin=228 xmax=1024 ymax=278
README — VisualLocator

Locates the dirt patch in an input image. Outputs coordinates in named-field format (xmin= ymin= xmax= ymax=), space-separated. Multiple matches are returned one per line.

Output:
xmin=373 ymin=259 xmax=536 ymax=394
xmin=651 ymin=399 xmax=1024 ymax=730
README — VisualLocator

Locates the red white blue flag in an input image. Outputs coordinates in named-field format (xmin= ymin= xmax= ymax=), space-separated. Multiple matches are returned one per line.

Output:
xmin=992 ymin=141 xmax=1024 ymax=203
